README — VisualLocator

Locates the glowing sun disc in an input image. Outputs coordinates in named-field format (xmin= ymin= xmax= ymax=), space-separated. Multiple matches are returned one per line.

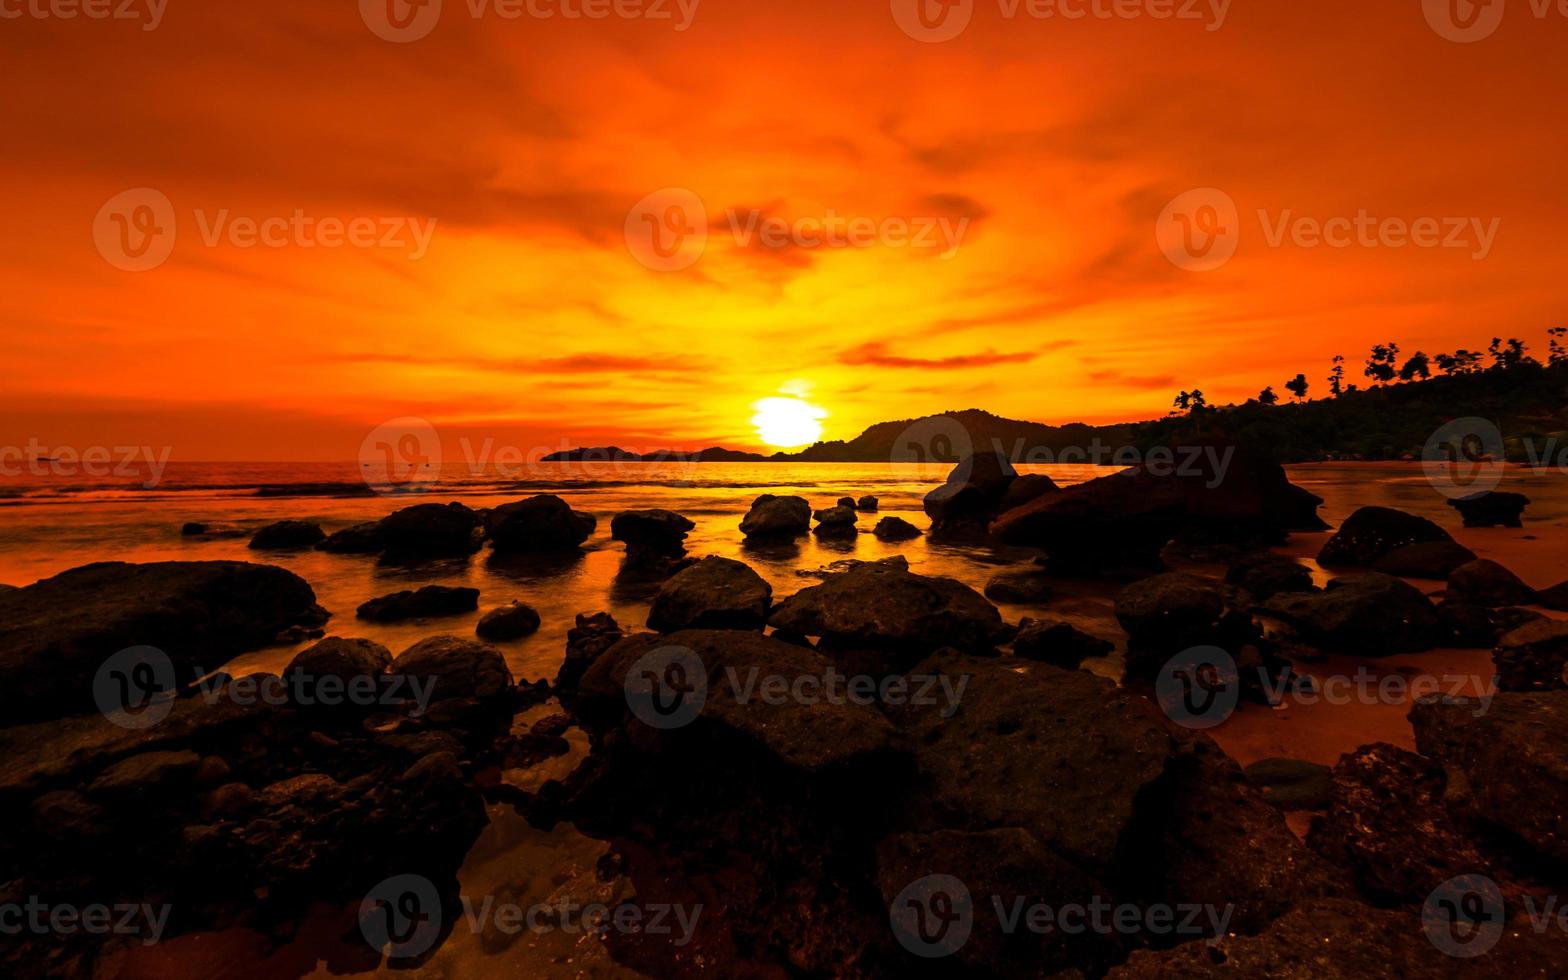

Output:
xmin=752 ymin=397 xmax=826 ymax=448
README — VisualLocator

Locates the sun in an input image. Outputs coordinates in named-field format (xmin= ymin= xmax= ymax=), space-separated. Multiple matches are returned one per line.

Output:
xmin=751 ymin=396 xmax=827 ymax=448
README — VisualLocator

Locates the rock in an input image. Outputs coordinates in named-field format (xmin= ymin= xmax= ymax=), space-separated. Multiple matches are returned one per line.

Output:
xmin=1436 ymin=599 xmax=1503 ymax=648
xmin=855 ymin=495 xmax=878 ymax=512
xmin=555 ymin=612 xmax=624 ymax=697
xmin=0 ymin=560 xmax=322 ymax=724
xmin=871 ymin=516 xmax=922 ymax=541
xmin=996 ymin=473 xmax=1059 ymax=514
xmin=1306 ymin=743 xmax=1505 ymax=904
xmin=796 ymin=556 xmax=910 ymax=580
xmin=836 ymin=496 xmax=856 ymax=509
xmin=1412 ymin=690 xmax=1568 ymax=864
xmin=1492 ymin=619 xmax=1568 ymax=692
xmin=611 ymin=510 xmax=695 ymax=579
xmin=376 ymin=502 xmax=484 ymax=560
xmin=32 ymin=789 xmax=107 ymax=842
xmin=1010 ymin=618 xmax=1112 ymax=668
xmin=923 ymin=452 xmax=1017 ymax=537
xmin=769 ymin=562 xmax=1003 ymax=657
xmin=994 ymin=442 xmax=1325 ymax=574
xmin=86 ymin=749 xmax=202 ymax=802
xmin=181 ymin=522 xmax=207 ymax=536
xmin=391 ymin=635 xmax=514 ymax=705
xmin=575 ymin=629 xmax=909 ymax=776
xmin=356 ymin=585 xmax=479 ymax=622
xmin=1115 ymin=573 xmax=1279 ymax=687
xmin=738 ymin=494 xmax=811 ymax=539
xmin=1447 ymin=489 xmax=1530 ymax=528
xmin=647 ymin=556 xmax=772 ymax=632
xmin=1262 ymin=572 xmax=1446 ymax=655
xmin=475 ymin=601 xmax=542 ymax=641
xmin=813 ymin=504 xmax=857 ymax=526
xmin=1225 ymin=553 xmax=1314 ymax=598
xmin=1244 ymin=757 xmax=1331 ymax=811
xmin=282 ymin=637 xmax=392 ymax=698
xmin=1537 ymin=580 xmax=1568 ymax=612
xmin=1448 ymin=558 xmax=1537 ymax=607
xmin=1368 ymin=539 xmax=1478 ymax=578
xmin=247 ymin=520 xmax=326 ymax=550
xmin=486 ymin=495 xmax=596 ymax=552
xmin=877 ymin=827 xmax=1119 ymax=976
xmin=983 ymin=568 xmax=1054 ymax=604
xmin=883 ymin=653 xmax=1174 ymax=872
xmin=1318 ymin=506 xmax=1459 ymax=569
xmin=316 ymin=521 xmax=386 ymax=554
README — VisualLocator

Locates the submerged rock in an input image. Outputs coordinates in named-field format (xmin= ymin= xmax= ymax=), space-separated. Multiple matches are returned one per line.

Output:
xmin=1447 ymin=489 xmax=1530 ymax=528
xmin=475 ymin=600 xmax=542 ymax=641
xmin=1225 ymin=552 xmax=1314 ymax=598
xmin=983 ymin=567 xmax=1054 ymax=604
xmin=248 ymin=520 xmax=326 ymax=550
xmin=356 ymin=585 xmax=479 ymax=622
xmin=855 ymin=495 xmax=878 ymax=512
xmin=0 ymin=561 xmax=322 ymax=724
xmin=768 ymin=562 xmax=1003 ymax=657
xmin=1317 ymin=506 xmax=1459 ymax=569
xmin=1010 ymin=617 xmax=1112 ymax=668
xmin=611 ymin=509 xmax=695 ymax=580
xmin=739 ymin=494 xmax=812 ymax=539
xmin=647 ymin=556 xmax=772 ymax=632
xmin=486 ymin=495 xmax=596 ymax=552
xmin=1261 ymin=572 xmax=1446 ymax=655
xmin=871 ymin=516 xmax=922 ymax=541
xmin=1447 ymin=558 xmax=1537 ymax=607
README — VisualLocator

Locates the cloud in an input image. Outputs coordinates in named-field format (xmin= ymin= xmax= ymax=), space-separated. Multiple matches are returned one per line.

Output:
xmin=838 ymin=342 xmax=1040 ymax=369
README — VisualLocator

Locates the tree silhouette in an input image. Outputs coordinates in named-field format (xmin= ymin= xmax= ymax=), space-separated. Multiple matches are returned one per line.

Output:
xmin=1364 ymin=343 xmax=1400 ymax=385
xmin=1172 ymin=391 xmax=1192 ymax=415
xmin=1257 ymin=386 xmax=1279 ymax=406
xmin=1328 ymin=355 xmax=1346 ymax=397
xmin=1398 ymin=351 xmax=1431 ymax=382
xmin=1549 ymin=327 xmax=1567 ymax=366
xmin=1285 ymin=374 xmax=1309 ymax=401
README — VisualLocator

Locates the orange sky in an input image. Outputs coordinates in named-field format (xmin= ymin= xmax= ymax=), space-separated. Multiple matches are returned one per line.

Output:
xmin=4 ymin=1 xmax=1565 ymax=459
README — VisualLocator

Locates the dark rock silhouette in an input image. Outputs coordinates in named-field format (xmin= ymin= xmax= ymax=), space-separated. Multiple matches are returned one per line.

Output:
xmin=1243 ymin=757 xmax=1330 ymax=811
xmin=247 ymin=520 xmax=325 ymax=550
xmin=611 ymin=509 xmax=696 ymax=580
xmin=1317 ymin=506 xmax=1457 ymax=569
xmin=1262 ymin=572 xmax=1445 ymax=654
xmin=1492 ymin=619 xmax=1568 ymax=692
xmin=855 ymin=495 xmax=878 ymax=512
xmin=283 ymin=637 xmax=391 ymax=688
xmin=378 ymin=502 xmax=484 ymax=560
xmin=1447 ymin=558 xmax=1537 ymax=606
xmin=996 ymin=473 xmax=1059 ymax=513
xmin=1368 ymin=539 xmax=1477 ymax=578
xmin=739 ymin=494 xmax=811 ymax=539
xmin=1225 ymin=553 xmax=1314 ymax=598
xmin=356 ymin=585 xmax=479 ymax=622
xmin=923 ymin=452 xmax=1017 ymax=537
xmin=871 ymin=516 xmax=921 ymax=541
xmin=769 ymin=562 xmax=1002 ymax=658
xmin=1537 ymin=580 xmax=1568 ymax=611
xmin=555 ymin=612 xmax=623 ymax=698
xmin=475 ymin=601 xmax=542 ymax=641
xmin=1010 ymin=618 xmax=1112 ymax=667
xmin=647 ymin=556 xmax=772 ymax=632
xmin=983 ymin=567 xmax=1054 ymax=604
xmin=486 ymin=495 xmax=595 ymax=552
xmin=391 ymin=635 xmax=513 ymax=706
xmin=811 ymin=503 xmax=858 ymax=539
xmin=1115 ymin=573 xmax=1286 ymax=695
xmin=1447 ymin=489 xmax=1530 ymax=528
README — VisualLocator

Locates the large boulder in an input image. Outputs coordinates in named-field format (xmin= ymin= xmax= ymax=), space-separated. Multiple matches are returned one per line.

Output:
xmin=355 ymin=585 xmax=479 ymax=622
xmin=923 ymin=452 xmax=1018 ymax=537
xmin=1317 ymin=506 xmax=1458 ymax=569
xmin=983 ymin=567 xmax=1054 ymax=604
xmin=610 ymin=509 xmax=695 ymax=580
xmin=1010 ymin=618 xmax=1112 ymax=668
xmin=768 ymin=562 xmax=1003 ymax=657
xmin=1224 ymin=553 xmax=1314 ymax=599
xmin=872 ymin=516 xmax=922 ymax=541
xmin=475 ymin=601 xmax=542 ymax=641
xmin=994 ymin=443 xmax=1324 ymax=574
xmin=391 ymin=635 xmax=514 ymax=705
xmin=1537 ymin=580 xmax=1568 ymax=612
xmin=1306 ymin=743 xmax=1511 ymax=906
xmin=1411 ymin=691 xmax=1568 ymax=865
xmin=1369 ymin=539 xmax=1478 ymax=578
xmin=1492 ymin=619 xmax=1568 ymax=692
xmin=1115 ymin=573 xmax=1281 ymax=689
xmin=316 ymin=521 xmax=386 ymax=554
xmin=555 ymin=612 xmax=623 ymax=697
xmin=485 ymin=495 xmax=596 ymax=552
xmin=1447 ymin=559 xmax=1537 ymax=607
xmin=996 ymin=473 xmax=1059 ymax=514
xmin=811 ymin=504 xmax=858 ymax=540
xmin=376 ymin=502 xmax=484 ymax=560
xmin=647 ymin=556 xmax=772 ymax=632
xmin=282 ymin=637 xmax=391 ymax=688
xmin=738 ymin=494 xmax=811 ymax=539
xmin=1447 ymin=490 xmax=1530 ymax=528
xmin=855 ymin=495 xmax=878 ymax=512
xmin=1261 ymin=572 xmax=1446 ymax=655
xmin=248 ymin=520 xmax=325 ymax=550
xmin=0 ymin=561 xmax=322 ymax=725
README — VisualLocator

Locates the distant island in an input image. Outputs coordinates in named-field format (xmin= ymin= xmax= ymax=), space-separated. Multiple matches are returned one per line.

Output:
xmin=549 ymin=333 xmax=1568 ymax=464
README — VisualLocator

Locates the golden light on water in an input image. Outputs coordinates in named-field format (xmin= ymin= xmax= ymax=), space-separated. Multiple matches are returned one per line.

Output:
xmin=751 ymin=397 xmax=827 ymax=448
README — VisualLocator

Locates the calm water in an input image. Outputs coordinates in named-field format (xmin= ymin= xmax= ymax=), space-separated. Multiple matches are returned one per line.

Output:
xmin=8 ymin=459 xmax=1567 ymax=978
